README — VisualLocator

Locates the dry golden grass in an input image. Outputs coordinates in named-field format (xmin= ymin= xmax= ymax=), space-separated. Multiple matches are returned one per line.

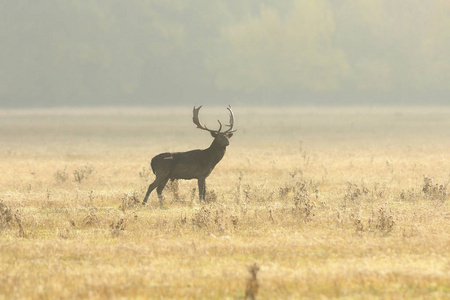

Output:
xmin=0 ymin=106 xmax=449 ymax=299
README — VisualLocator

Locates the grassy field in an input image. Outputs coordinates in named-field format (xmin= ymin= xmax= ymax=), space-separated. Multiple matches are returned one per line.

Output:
xmin=0 ymin=106 xmax=449 ymax=299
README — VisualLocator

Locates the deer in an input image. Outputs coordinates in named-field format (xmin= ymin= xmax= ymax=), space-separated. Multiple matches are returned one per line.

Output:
xmin=142 ymin=105 xmax=236 ymax=207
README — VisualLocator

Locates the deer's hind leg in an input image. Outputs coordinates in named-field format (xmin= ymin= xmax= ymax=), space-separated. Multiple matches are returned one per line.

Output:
xmin=156 ymin=177 xmax=170 ymax=208
xmin=142 ymin=180 xmax=157 ymax=205
xmin=142 ymin=172 xmax=169 ymax=206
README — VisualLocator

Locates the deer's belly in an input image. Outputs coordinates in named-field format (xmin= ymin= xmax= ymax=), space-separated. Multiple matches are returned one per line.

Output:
xmin=169 ymin=164 xmax=213 ymax=180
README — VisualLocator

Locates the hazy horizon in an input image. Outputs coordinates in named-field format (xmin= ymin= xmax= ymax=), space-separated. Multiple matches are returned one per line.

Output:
xmin=1 ymin=1 xmax=450 ymax=108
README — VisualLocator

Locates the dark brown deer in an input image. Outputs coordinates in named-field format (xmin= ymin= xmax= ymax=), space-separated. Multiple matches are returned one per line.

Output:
xmin=142 ymin=106 xmax=236 ymax=207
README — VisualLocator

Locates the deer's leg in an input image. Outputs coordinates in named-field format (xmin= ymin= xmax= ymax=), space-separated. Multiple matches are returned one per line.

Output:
xmin=202 ymin=181 xmax=207 ymax=201
xmin=142 ymin=180 xmax=158 ymax=205
xmin=143 ymin=170 xmax=169 ymax=205
xmin=198 ymin=178 xmax=206 ymax=202
xmin=156 ymin=177 xmax=169 ymax=208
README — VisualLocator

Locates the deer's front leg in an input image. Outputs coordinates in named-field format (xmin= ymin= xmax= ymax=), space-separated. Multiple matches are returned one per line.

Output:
xmin=198 ymin=178 xmax=206 ymax=202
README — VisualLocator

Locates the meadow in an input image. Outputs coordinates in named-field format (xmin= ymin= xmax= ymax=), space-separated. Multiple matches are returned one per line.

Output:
xmin=0 ymin=106 xmax=449 ymax=299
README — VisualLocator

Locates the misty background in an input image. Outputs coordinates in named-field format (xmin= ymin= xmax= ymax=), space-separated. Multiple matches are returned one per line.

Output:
xmin=1 ymin=0 xmax=449 ymax=108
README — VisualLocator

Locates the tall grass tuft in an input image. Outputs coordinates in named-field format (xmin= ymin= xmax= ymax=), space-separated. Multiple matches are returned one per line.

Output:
xmin=245 ymin=263 xmax=260 ymax=300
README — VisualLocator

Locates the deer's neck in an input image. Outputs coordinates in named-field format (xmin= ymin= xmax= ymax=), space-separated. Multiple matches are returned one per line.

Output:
xmin=206 ymin=139 xmax=226 ymax=165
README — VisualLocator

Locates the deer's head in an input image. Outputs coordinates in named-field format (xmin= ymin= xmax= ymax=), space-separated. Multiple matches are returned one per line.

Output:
xmin=193 ymin=105 xmax=236 ymax=147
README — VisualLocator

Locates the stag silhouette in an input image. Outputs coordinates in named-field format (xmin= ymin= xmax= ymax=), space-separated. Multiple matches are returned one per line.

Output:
xmin=142 ymin=106 xmax=236 ymax=207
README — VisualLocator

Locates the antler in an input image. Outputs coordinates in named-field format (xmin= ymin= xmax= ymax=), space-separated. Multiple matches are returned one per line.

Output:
xmin=193 ymin=105 xmax=236 ymax=134
xmin=193 ymin=106 xmax=218 ymax=133
xmin=224 ymin=105 xmax=236 ymax=133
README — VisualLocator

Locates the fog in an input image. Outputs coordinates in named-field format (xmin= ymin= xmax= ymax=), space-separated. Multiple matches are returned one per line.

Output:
xmin=1 ymin=0 xmax=449 ymax=108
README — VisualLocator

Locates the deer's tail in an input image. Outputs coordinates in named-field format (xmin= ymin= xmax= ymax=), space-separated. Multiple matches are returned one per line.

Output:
xmin=150 ymin=158 xmax=157 ymax=175
xmin=151 ymin=153 xmax=173 ymax=175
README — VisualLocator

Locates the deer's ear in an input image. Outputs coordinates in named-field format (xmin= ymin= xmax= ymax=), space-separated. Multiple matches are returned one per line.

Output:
xmin=226 ymin=132 xmax=233 ymax=138
xmin=210 ymin=132 xmax=218 ymax=138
